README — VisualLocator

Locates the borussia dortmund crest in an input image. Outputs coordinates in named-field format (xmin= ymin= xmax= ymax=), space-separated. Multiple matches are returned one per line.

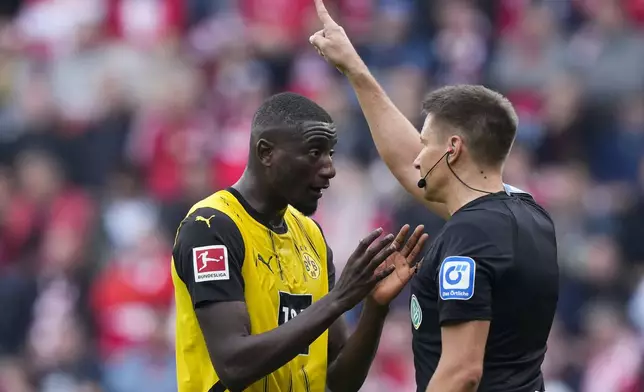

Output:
xmin=302 ymin=253 xmax=321 ymax=279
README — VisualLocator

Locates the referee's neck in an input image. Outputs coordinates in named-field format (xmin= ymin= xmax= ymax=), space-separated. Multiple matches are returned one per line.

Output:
xmin=444 ymin=172 xmax=504 ymax=216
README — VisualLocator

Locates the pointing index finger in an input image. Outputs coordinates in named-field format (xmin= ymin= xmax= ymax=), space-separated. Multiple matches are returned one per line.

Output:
xmin=314 ymin=0 xmax=338 ymax=27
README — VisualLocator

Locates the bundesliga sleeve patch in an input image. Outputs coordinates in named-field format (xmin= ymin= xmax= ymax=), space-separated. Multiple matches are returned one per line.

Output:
xmin=439 ymin=256 xmax=476 ymax=300
xmin=193 ymin=245 xmax=230 ymax=282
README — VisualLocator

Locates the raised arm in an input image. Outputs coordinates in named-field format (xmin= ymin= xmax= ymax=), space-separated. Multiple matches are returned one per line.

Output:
xmin=174 ymin=208 xmax=398 ymax=391
xmin=348 ymin=71 xmax=450 ymax=218
xmin=309 ymin=0 xmax=449 ymax=220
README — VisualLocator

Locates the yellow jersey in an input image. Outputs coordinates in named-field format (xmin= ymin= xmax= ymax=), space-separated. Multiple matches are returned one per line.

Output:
xmin=171 ymin=188 xmax=334 ymax=392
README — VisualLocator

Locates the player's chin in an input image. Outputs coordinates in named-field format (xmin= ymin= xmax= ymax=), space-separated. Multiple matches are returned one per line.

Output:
xmin=291 ymin=198 xmax=319 ymax=217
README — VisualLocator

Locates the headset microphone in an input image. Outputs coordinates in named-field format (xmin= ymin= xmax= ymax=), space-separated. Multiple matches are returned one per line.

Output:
xmin=417 ymin=148 xmax=453 ymax=189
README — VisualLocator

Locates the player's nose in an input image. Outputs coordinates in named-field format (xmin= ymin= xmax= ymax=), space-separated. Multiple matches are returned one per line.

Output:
xmin=319 ymin=158 xmax=336 ymax=180
xmin=319 ymin=164 xmax=336 ymax=180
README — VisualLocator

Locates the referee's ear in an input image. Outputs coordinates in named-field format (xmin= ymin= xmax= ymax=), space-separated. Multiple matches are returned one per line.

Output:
xmin=447 ymin=136 xmax=463 ymax=163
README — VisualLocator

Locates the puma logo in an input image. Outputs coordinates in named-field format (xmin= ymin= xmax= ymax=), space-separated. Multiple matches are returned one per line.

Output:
xmin=195 ymin=215 xmax=215 ymax=228
xmin=257 ymin=254 xmax=274 ymax=274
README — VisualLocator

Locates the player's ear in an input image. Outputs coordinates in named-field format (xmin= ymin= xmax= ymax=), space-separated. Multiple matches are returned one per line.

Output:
xmin=256 ymin=139 xmax=275 ymax=167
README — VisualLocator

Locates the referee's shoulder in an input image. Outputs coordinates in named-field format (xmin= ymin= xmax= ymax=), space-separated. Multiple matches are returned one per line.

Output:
xmin=447 ymin=206 xmax=510 ymax=231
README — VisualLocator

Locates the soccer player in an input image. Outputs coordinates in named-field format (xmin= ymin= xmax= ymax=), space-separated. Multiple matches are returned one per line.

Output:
xmin=310 ymin=2 xmax=559 ymax=392
xmin=171 ymin=92 xmax=428 ymax=392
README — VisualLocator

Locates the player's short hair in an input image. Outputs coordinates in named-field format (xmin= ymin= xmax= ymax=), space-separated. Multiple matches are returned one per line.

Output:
xmin=251 ymin=92 xmax=333 ymax=135
xmin=422 ymin=85 xmax=518 ymax=167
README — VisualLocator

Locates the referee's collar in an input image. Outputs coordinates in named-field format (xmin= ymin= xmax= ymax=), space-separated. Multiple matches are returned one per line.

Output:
xmin=503 ymin=183 xmax=528 ymax=195
xmin=453 ymin=183 xmax=530 ymax=215
xmin=453 ymin=191 xmax=509 ymax=215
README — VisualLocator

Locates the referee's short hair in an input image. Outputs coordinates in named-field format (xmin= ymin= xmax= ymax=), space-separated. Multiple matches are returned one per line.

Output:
xmin=422 ymin=85 xmax=518 ymax=168
xmin=251 ymin=92 xmax=332 ymax=134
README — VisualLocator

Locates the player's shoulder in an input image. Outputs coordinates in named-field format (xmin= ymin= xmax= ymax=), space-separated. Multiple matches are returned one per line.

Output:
xmin=176 ymin=207 xmax=243 ymax=247
xmin=173 ymin=206 xmax=246 ymax=276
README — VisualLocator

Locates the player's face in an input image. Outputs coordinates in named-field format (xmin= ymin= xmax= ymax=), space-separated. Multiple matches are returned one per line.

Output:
xmin=414 ymin=114 xmax=450 ymax=202
xmin=270 ymin=126 xmax=337 ymax=216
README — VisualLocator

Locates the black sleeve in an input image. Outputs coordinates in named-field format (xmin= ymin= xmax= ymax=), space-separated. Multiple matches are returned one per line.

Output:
xmin=173 ymin=207 xmax=245 ymax=308
xmin=435 ymin=218 xmax=508 ymax=326
xmin=313 ymin=220 xmax=336 ymax=290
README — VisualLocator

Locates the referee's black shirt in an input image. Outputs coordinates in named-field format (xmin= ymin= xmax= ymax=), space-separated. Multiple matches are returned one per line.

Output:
xmin=410 ymin=185 xmax=558 ymax=392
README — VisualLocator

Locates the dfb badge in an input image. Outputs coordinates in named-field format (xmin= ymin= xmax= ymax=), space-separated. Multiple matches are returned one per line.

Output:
xmin=410 ymin=294 xmax=422 ymax=330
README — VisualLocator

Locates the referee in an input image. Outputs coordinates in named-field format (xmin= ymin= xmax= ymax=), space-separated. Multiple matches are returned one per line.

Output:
xmin=310 ymin=2 xmax=559 ymax=392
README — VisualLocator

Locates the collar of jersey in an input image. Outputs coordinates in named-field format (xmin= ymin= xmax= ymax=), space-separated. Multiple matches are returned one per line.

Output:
xmin=226 ymin=187 xmax=289 ymax=235
xmin=452 ymin=191 xmax=510 ymax=216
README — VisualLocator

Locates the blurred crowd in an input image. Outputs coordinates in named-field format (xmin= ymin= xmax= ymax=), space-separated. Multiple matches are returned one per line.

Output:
xmin=0 ymin=0 xmax=642 ymax=391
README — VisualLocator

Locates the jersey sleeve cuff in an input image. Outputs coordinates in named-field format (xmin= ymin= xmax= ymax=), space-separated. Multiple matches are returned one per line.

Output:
xmin=439 ymin=312 xmax=492 ymax=326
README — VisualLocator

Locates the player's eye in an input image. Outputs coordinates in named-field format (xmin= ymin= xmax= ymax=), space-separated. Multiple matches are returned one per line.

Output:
xmin=308 ymin=149 xmax=321 ymax=158
xmin=329 ymin=149 xmax=335 ymax=157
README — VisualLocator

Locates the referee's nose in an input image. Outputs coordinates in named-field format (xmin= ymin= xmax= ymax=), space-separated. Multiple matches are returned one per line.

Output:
xmin=413 ymin=153 xmax=422 ymax=171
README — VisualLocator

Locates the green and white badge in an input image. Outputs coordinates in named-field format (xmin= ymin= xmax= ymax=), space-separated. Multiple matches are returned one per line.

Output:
xmin=410 ymin=294 xmax=423 ymax=330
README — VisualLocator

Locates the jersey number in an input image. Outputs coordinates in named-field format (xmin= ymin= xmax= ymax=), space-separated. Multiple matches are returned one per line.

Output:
xmin=278 ymin=292 xmax=313 ymax=355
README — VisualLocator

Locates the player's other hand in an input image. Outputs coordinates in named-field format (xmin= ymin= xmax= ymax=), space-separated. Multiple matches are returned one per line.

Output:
xmin=309 ymin=0 xmax=366 ymax=76
xmin=331 ymin=228 xmax=399 ymax=312
xmin=371 ymin=225 xmax=429 ymax=306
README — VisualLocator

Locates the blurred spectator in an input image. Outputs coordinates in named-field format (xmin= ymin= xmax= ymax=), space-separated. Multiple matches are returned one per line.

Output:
xmin=490 ymin=3 xmax=567 ymax=94
xmin=102 ymin=311 xmax=176 ymax=392
xmin=580 ymin=301 xmax=641 ymax=392
xmin=568 ymin=0 xmax=644 ymax=103
xmin=0 ymin=357 xmax=34 ymax=392
xmin=90 ymin=231 xmax=173 ymax=359
xmin=101 ymin=164 xmax=160 ymax=251
xmin=30 ymin=315 xmax=102 ymax=392
xmin=432 ymin=0 xmax=490 ymax=85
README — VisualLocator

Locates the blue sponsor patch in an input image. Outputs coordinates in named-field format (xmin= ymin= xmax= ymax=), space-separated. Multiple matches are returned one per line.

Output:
xmin=439 ymin=256 xmax=476 ymax=300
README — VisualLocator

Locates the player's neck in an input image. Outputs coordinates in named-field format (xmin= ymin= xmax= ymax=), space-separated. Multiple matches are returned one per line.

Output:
xmin=445 ymin=168 xmax=504 ymax=216
xmin=232 ymin=173 xmax=288 ymax=221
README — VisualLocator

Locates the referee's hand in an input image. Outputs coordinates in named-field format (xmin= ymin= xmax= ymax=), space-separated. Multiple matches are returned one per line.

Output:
xmin=309 ymin=0 xmax=366 ymax=76
xmin=371 ymin=225 xmax=428 ymax=306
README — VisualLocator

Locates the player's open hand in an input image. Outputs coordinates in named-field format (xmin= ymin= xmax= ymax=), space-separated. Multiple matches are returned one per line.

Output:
xmin=331 ymin=228 xmax=400 ymax=312
xmin=310 ymin=0 xmax=366 ymax=76
xmin=371 ymin=225 xmax=429 ymax=306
